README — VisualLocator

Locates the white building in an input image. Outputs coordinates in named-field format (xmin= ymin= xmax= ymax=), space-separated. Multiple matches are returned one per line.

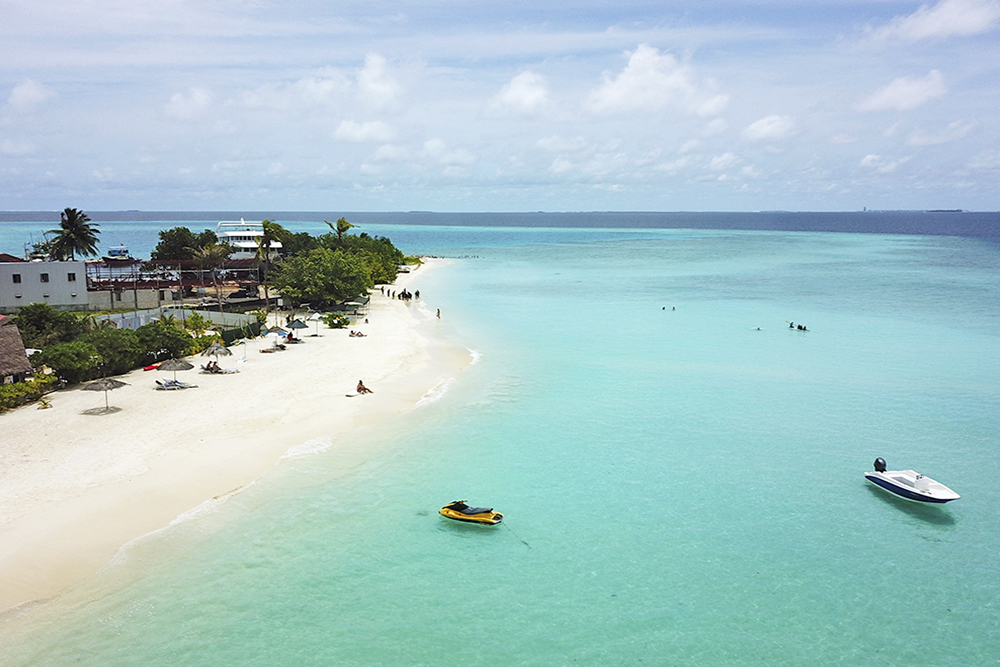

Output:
xmin=0 ymin=257 xmax=89 ymax=314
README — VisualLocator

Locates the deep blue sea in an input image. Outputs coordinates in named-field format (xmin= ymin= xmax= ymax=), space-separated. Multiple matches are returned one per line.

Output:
xmin=2 ymin=213 xmax=1000 ymax=665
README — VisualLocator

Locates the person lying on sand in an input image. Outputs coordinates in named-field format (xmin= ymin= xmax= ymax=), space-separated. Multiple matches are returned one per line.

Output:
xmin=357 ymin=380 xmax=373 ymax=394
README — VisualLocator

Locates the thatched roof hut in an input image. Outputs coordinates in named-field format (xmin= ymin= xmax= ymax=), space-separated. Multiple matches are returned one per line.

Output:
xmin=0 ymin=322 xmax=33 ymax=384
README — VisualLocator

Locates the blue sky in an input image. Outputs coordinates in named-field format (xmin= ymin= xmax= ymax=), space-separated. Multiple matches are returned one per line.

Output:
xmin=2 ymin=0 xmax=999 ymax=211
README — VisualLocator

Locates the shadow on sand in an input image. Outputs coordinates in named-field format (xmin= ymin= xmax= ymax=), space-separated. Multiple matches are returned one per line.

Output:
xmin=81 ymin=406 xmax=123 ymax=416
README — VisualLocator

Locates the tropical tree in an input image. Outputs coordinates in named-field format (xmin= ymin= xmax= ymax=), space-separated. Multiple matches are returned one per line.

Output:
xmin=48 ymin=208 xmax=100 ymax=260
xmin=32 ymin=341 xmax=102 ymax=384
xmin=269 ymin=247 xmax=372 ymax=306
xmin=325 ymin=217 xmax=355 ymax=247
xmin=189 ymin=242 xmax=231 ymax=312
xmin=76 ymin=328 xmax=144 ymax=376
xmin=135 ymin=320 xmax=192 ymax=364
xmin=151 ymin=227 xmax=218 ymax=260
xmin=254 ymin=220 xmax=290 ymax=318
xmin=13 ymin=302 xmax=86 ymax=348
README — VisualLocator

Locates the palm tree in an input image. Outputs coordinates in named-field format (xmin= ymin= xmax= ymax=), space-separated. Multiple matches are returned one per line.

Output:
xmin=254 ymin=220 xmax=289 ymax=319
xmin=325 ymin=217 xmax=355 ymax=247
xmin=189 ymin=243 xmax=231 ymax=313
xmin=49 ymin=208 xmax=100 ymax=260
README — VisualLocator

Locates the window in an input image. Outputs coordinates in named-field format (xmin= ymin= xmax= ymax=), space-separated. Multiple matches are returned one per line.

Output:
xmin=67 ymin=272 xmax=77 ymax=282
xmin=40 ymin=273 xmax=49 ymax=283
xmin=12 ymin=274 xmax=20 ymax=284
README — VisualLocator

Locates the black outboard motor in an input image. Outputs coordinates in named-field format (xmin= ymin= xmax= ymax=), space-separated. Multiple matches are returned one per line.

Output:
xmin=874 ymin=457 xmax=887 ymax=473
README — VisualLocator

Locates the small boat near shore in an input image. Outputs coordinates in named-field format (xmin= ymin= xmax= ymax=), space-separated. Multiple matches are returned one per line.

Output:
xmin=439 ymin=500 xmax=503 ymax=525
xmin=864 ymin=458 xmax=960 ymax=504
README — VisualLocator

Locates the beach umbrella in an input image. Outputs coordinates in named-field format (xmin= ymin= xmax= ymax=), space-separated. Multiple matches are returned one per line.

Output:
xmin=202 ymin=341 xmax=232 ymax=359
xmin=307 ymin=312 xmax=323 ymax=336
xmin=263 ymin=325 xmax=288 ymax=350
xmin=288 ymin=319 xmax=308 ymax=337
xmin=158 ymin=358 xmax=194 ymax=380
xmin=82 ymin=378 xmax=128 ymax=411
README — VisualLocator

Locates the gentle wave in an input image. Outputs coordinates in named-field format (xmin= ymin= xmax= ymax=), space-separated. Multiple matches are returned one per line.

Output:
xmin=109 ymin=481 xmax=257 ymax=565
xmin=416 ymin=378 xmax=454 ymax=407
xmin=468 ymin=348 xmax=482 ymax=365
xmin=280 ymin=435 xmax=335 ymax=461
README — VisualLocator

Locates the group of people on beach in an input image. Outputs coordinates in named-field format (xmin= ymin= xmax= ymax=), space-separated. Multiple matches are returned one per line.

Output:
xmin=380 ymin=286 xmax=419 ymax=301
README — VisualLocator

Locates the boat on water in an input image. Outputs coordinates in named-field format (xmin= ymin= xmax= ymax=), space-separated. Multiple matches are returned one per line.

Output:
xmin=864 ymin=457 xmax=960 ymax=504
xmin=439 ymin=500 xmax=503 ymax=525
xmin=103 ymin=244 xmax=134 ymax=262
xmin=216 ymin=219 xmax=282 ymax=259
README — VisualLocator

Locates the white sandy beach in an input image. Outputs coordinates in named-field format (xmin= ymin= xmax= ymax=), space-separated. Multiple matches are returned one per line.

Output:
xmin=0 ymin=259 xmax=468 ymax=613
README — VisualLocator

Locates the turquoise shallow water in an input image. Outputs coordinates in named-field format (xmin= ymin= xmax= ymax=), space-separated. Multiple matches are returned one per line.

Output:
xmin=4 ymin=228 xmax=1000 ymax=666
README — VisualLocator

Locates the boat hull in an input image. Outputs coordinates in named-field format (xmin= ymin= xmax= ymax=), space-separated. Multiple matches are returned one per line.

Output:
xmin=439 ymin=502 xmax=503 ymax=525
xmin=864 ymin=471 xmax=959 ymax=503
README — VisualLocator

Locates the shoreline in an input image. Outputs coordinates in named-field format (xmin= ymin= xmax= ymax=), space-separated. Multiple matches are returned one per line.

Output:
xmin=0 ymin=258 xmax=467 ymax=615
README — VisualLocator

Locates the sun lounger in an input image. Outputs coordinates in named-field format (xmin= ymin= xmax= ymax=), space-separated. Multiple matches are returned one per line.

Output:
xmin=156 ymin=378 xmax=197 ymax=389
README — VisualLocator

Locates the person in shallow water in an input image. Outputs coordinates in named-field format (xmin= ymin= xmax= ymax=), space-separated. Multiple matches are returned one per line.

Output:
xmin=356 ymin=380 xmax=373 ymax=394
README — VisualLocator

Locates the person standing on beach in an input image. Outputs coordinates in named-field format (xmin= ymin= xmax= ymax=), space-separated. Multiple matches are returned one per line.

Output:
xmin=436 ymin=309 xmax=440 ymax=319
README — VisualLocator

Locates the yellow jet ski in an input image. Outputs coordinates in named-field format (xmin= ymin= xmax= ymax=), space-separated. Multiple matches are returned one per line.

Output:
xmin=439 ymin=500 xmax=503 ymax=525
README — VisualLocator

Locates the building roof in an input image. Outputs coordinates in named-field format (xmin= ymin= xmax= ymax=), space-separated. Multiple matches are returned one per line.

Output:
xmin=0 ymin=253 xmax=26 ymax=263
xmin=0 ymin=324 xmax=33 ymax=377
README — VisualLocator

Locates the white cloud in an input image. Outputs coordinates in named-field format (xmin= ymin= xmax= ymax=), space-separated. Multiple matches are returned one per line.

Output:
xmin=266 ymin=162 xmax=285 ymax=175
xmin=335 ymin=120 xmax=395 ymax=143
xmin=536 ymin=135 xmax=587 ymax=152
xmin=907 ymin=121 xmax=974 ymax=145
xmin=7 ymin=79 xmax=56 ymax=114
xmin=701 ymin=118 xmax=728 ymax=137
xmin=678 ymin=139 xmax=701 ymax=154
xmin=424 ymin=138 xmax=475 ymax=165
xmin=167 ymin=87 xmax=212 ymax=120
xmin=372 ymin=144 xmax=410 ymax=161
xmin=1 ymin=139 xmax=36 ymax=156
xmin=860 ymin=154 xmax=911 ymax=173
xmin=857 ymin=71 xmax=947 ymax=111
xmin=357 ymin=53 xmax=401 ymax=109
xmin=588 ymin=44 xmax=729 ymax=116
xmin=709 ymin=152 xmax=738 ymax=170
xmin=497 ymin=71 xmax=548 ymax=113
xmin=743 ymin=115 xmax=796 ymax=142
xmin=870 ymin=0 xmax=1000 ymax=41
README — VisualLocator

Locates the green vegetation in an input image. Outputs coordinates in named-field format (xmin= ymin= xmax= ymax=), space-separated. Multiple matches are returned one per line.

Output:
xmin=150 ymin=227 xmax=219 ymax=260
xmin=12 ymin=302 xmax=86 ymax=348
xmin=269 ymin=248 xmax=370 ymax=305
xmin=322 ymin=314 xmax=351 ymax=329
xmin=0 ymin=374 xmax=60 ymax=412
xmin=31 ymin=340 xmax=102 ymax=384
xmin=14 ymin=303 xmax=226 ymax=385
xmin=266 ymin=218 xmax=411 ymax=307
xmin=48 ymin=208 xmax=100 ymax=261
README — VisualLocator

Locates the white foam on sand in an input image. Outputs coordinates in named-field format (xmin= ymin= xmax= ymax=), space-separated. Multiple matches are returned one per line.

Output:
xmin=281 ymin=435 xmax=336 ymax=461
xmin=416 ymin=378 xmax=455 ymax=407
xmin=468 ymin=349 xmax=482 ymax=365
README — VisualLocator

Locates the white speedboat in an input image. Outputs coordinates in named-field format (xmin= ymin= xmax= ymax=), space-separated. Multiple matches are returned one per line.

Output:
xmin=864 ymin=458 xmax=960 ymax=504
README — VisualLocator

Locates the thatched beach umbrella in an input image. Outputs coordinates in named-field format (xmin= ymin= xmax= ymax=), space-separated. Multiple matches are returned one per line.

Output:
xmin=82 ymin=377 xmax=128 ymax=411
xmin=202 ymin=341 xmax=232 ymax=360
xmin=158 ymin=358 xmax=194 ymax=380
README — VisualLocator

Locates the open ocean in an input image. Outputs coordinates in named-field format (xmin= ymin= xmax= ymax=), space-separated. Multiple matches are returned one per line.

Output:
xmin=3 ymin=212 xmax=1000 ymax=665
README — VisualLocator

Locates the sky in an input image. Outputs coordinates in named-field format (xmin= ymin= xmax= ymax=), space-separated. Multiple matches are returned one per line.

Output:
xmin=2 ymin=0 xmax=999 ymax=212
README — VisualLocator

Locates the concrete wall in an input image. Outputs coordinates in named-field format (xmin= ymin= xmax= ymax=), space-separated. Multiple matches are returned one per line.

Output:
xmin=86 ymin=288 xmax=170 ymax=312
xmin=0 ymin=260 xmax=88 ymax=314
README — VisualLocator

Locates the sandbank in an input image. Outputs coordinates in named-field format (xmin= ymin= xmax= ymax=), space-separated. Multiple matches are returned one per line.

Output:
xmin=0 ymin=259 xmax=468 ymax=613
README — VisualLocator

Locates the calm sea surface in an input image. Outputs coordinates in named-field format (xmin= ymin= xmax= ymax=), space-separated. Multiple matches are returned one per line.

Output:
xmin=3 ymin=215 xmax=1000 ymax=665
